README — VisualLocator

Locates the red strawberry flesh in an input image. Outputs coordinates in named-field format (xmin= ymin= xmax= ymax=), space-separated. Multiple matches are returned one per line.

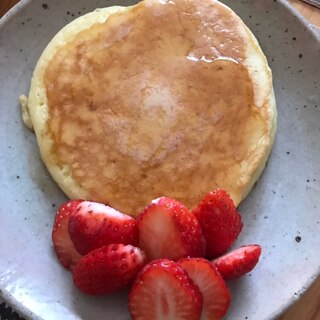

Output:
xmin=212 ymin=244 xmax=262 ymax=280
xmin=179 ymin=258 xmax=230 ymax=320
xmin=52 ymin=199 xmax=83 ymax=270
xmin=69 ymin=201 xmax=138 ymax=255
xmin=72 ymin=244 xmax=146 ymax=295
xmin=137 ymin=197 xmax=205 ymax=261
xmin=128 ymin=259 xmax=203 ymax=320
xmin=192 ymin=189 xmax=243 ymax=258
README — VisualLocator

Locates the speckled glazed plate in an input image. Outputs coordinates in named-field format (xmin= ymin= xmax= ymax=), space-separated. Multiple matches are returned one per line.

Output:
xmin=0 ymin=0 xmax=319 ymax=319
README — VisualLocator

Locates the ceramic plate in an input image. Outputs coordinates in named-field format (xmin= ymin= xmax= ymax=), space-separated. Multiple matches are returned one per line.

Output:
xmin=0 ymin=0 xmax=319 ymax=319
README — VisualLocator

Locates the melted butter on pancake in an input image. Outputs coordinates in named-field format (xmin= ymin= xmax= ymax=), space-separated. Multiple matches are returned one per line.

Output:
xmin=43 ymin=0 xmax=270 ymax=215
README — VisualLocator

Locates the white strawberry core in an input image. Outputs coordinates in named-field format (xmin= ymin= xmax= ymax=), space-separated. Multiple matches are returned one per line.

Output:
xmin=151 ymin=197 xmax=162 ymax=205
xmin=124 ymin=245 xmax=145 ymax=264
xmin=77 ymin=201 xmax=131 ymax=220
xmin=139 ymin=208 xmax=185 ymax=260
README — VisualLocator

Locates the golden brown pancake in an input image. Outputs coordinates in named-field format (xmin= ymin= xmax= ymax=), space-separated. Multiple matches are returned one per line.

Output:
xmin=22 ymin=0 xmax=276 ymax=216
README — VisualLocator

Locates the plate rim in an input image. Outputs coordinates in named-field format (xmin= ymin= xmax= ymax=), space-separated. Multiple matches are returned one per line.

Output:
xmin=0 ymin=0 xmax=31 ymax=28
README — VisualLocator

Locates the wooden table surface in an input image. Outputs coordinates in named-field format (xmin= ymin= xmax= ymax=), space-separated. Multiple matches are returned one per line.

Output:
xmin=1 ymin=0 xmax=320 ymax=319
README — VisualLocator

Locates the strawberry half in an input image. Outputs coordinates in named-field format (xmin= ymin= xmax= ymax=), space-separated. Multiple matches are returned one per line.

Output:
xmin=52 ymin=199 xmax=83 ymax=270
xmin=68 ymin=201 xmax=138 ymax=255
xmin=136 ymin=197 xmax=206 ymax=261
xmin=212 ymin=245 xmax=262 ymax=280
xmin=72 ymin=244 xmax=146 ymax=295
xmin=128 ymin=259 xmax=203 ymax=320
xmin=192 ymin=189 xmax=243 ymax=258
xmin=178 ymin=258 xmax=230 ymax=320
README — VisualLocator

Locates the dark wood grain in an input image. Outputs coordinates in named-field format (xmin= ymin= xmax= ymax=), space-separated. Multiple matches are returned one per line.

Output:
xmin=0 ymin=0 xmax=20 ymax=17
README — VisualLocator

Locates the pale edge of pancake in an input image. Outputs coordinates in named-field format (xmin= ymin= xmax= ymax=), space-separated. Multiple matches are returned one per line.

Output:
xmin=24 ymin=2 xmax=277 ymax=211
xmin=25 ymin=6 xmax=129 ymax=202
xmin=233 ymin=21 xmax=277 ymax=205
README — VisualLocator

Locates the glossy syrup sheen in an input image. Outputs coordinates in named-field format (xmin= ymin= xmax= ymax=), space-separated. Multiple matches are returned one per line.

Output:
xmin=44 ymin=0 xmax=266 ymax=215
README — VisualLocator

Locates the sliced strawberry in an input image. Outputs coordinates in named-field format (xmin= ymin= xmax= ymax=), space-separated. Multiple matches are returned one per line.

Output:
xmin=128 ymin=259 xmax=202 ymax=320
xmin=136 ymin=197 xmax=206 ymax=261
xmin=212 ymin=245 xmax=262 ymax=280
xmin=192 ymin=189 xmax=243 ymax=258
xmin=72 ymin=244 xmax=146 ymax=295
xmin=178 ymin=258 xmax=230 ymax=320
xmin=68 ymin=201 xmax=138 ymax=255
xmin=52 ymin=199 xmax=83 ymax=270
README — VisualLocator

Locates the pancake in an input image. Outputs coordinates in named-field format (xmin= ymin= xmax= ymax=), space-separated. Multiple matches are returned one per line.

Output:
xmin=22 ymin=0 xmax=276 ymax=216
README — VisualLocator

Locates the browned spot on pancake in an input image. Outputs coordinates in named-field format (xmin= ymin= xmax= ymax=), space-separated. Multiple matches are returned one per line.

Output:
xmin=44 ymin=0 xmax=267 ymax=215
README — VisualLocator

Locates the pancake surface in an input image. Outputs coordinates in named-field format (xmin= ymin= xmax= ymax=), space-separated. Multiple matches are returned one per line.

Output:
xmin=26 ymin=0 xmax=276 ymax=216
